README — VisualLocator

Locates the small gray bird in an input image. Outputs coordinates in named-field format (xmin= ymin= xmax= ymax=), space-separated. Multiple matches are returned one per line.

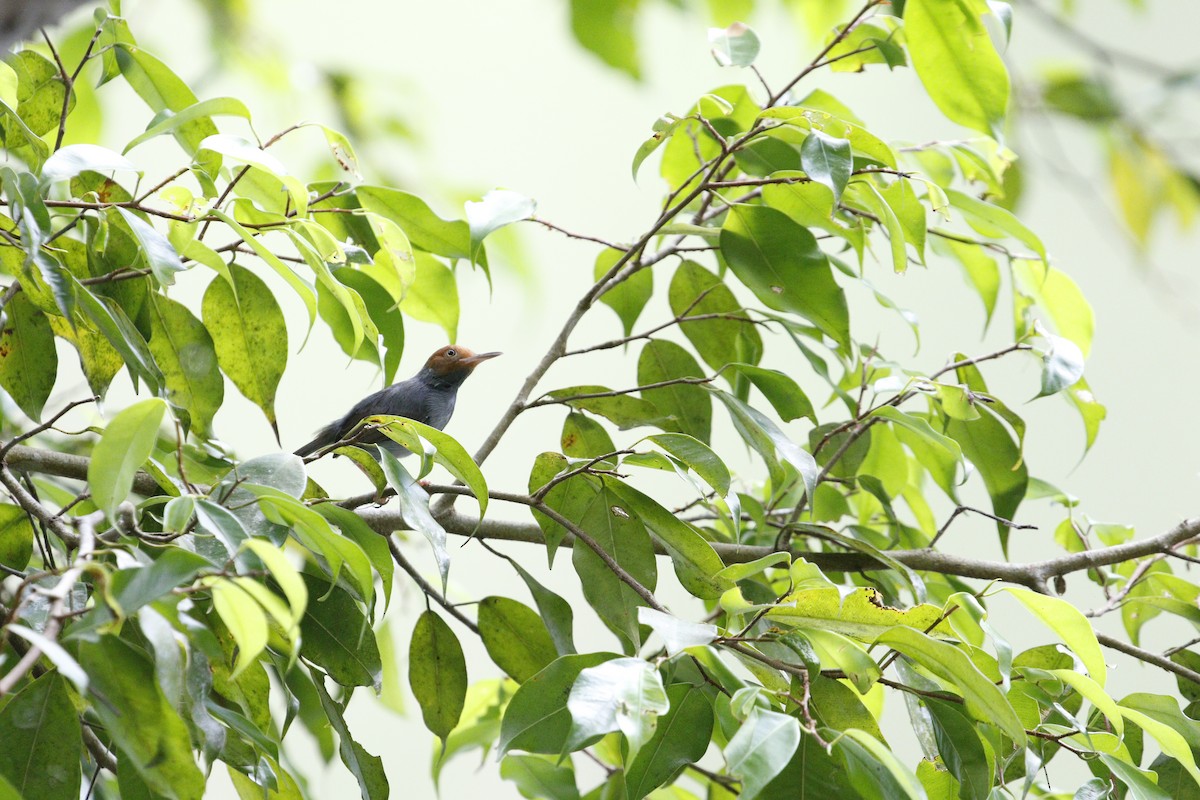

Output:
xmin=295 ymin=345 xmax=500 ymax=459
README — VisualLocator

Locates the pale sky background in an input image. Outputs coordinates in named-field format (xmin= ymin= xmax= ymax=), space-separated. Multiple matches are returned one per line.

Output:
xmin=34 ymin=0 xmax=1200 ymax=796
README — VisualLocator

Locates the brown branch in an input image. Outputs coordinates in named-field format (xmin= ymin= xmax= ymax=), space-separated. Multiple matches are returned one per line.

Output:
xmin=768 ymin=0 xmax=884 ymax=105
xmin=0 ymin=511 xmax=101 ymax=696
xmin=385 ymin=536 xmax=480 ymax=635
xmin=1097 ymin=633 xmax=1200 ymax=687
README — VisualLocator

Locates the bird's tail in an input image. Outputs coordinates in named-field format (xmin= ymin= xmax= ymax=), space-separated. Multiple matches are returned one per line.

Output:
xmin=294 ymin=422 xmax=340 ymax=458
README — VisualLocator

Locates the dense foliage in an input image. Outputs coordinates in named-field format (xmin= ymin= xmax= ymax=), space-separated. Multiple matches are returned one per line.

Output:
xmin=1 ymin=2 xmax=1199 ymax=799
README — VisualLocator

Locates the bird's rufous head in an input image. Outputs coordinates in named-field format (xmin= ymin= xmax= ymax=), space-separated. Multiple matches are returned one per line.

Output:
xmin=424 ymin=345 xmax=501 ymax=376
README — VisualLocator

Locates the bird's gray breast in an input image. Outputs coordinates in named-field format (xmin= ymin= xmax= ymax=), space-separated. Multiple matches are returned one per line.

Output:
xmin=425 ymin=392 xmax=455 ymax=430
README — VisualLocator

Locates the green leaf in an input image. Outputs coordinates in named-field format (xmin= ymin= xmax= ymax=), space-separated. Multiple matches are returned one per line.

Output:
xmin=400 ymin=253 xmax=459 ymax=341
xmin=0 ymin=293 xmax=55 ymax=420
xmin=6 ymin=50 xmax=71 ymax=138
xmin=108 ymin=41 xmax=215 ymax=152
xmin=507 ymin=560 xmax=576 ymax=656
xmin=253 ymin=489 xmax=375 ymax=605
xmin=478 ymin=596 xmax=559 ymax=683
xmin=939 ymin=237 xmax=1000 ymax=327
xmin=207 ymin=209 xmax=317 ymax=326
xmin=905 ymin=0 xmax=1010 ymax=137
xmin=1120 ymin=706 xmax=1200 ymax=788
xmin=123 ymin=96 xmax=251 ymax=152
xmin=379 ymin=449 xmax=450 ymax=589
xmin=1050 ymin=669 xmax=1122 ymax=737
xmin=801 ymin=130 xmax=852 ymax=203
xmin=835 ymin=728 xmax=926 ymax=800
xmin=562 ymin=412 xmax=617 ymax=463
xmin=1067 ymin=377 xmax=1106 ymax=453
xmin=116 ymin=207 xmax=187 ymax=286
xmin=308 ymin=665 xmax=390 ymax=800
xmin=1004 ymin=588 xmax=1105 ymax=687
xmin=201 ymin=264 xmax=288 ymax=437
xmin=356 ymin=186 xmax=472 ymax=259
xmin=668 ymin=261 xmax=762 ymax=372
xmin=724 ymin=363 xmax=815 ymax=423
xmin=1012 ymin=258 xmax=1094 ymax=357
xmin=724 ymin=708 xmax=801 ymax=800
xmin=0 ymin=672 xmax=81 ymax=800
xmin=632 ymin=115 xmax=683 ymax=180
xmin=314 ymin=503 xmax=395 ymax=612
xmin=499 ymin=653 xmax=618 ymax=756
xmin=146 ymin=292 xmax=222 ymax=436
xmin=711 ymin=389 xmax=818 ymax=499
xmin=88 ymin=398 xmax=167 ymax=519
xmin=569 ymin=0 xmax=640 ymax=78
xmin=875 ymin=626 xmax=1026 ymax=745
xmin=369 ymin=416 xmax=488 ymax=517
xmin=500 ymin=755 xmax=580 ymax=800
xmin=71 ymin=279 xmax=163 ymax=394
xmin=465 ymin=189 xmax=535 ymax=266
xmin=0 ymin=503 xmax=32 ymax=571
xmin=529 ymin=452 xmax=590 ymax=560
xmin=768 ymin=587 xmax=950 ymax=642
xmin=410 ymin=610 xmax=468 ymax=744
xmin=565 ymin=657 xmax=669 ymax=757
xmin=850 ymin=181 xmax=908 ymax=273
xmin=946 ymin=189 xmax=1046 ymax=262
xmin=546 ymin=385 xmax=666 ymax=430
xmin=212 ymin=579 xmax=269 ymax=679
xmin=720 ymin=205 xmax=849 ymax=348
xmin=625 ymin=683 xmax=714 ymax=798
xmin=925 ymin=698 xmax=989 ymax=800
xmin=945 ymin=404 xmax=1027 ymax=543
xmin=595 ymin=247 xmax=651 ymax=336
xmin=1099 ymin=754 xmax=1172 ymax=800
xmin=571 ymin=482 xmax=658 ymax=652
xmin=644 ymin=432 xmax=730 ymax=495
xmin=300 ymin=574 xmax=383 ymax=690
xmin=41 ymin=143 xmax=139 ymax=185
xmin=709 ymin=22 xmax=761 ymax=67
xmin=78 ymin=635 xmax=205 ymax=799
xmin=637 ymin=339 xmax=712 ymax=442
xmin=606 ymin=480 xmax=731 ymax=601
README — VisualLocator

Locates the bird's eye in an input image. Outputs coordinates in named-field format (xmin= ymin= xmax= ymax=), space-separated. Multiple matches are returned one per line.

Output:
xmin=446 ymin=348 xmax=457 ymax=358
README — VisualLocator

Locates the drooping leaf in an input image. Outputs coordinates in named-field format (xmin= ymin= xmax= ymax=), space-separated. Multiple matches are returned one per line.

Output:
xmin=570 ymin=482 xmax=658 ymax=652
xmin=905 ymin=0 xmax=1010 ymax=137
xmin=668 ymin=261 xmax=763 ymax=372
xmin=594 ymin=247 xmax=649 ymax=336
xmin=720 ymin=205 xmax=849 ymax=348
xmin=409 ymin=610 xmax=468 ymax=744
xmin=78 ymin=635 xmax=205 ymax=799
xmin=300 ymin=574 xmax=383 ymax=690
xmin=201 ymin=264 xmax=287 ymax=436
xmin=875 ymin=626 xmax=1026 ymax=745
xmin=637 ymin=339 xmax=712 ymax=443
xmin=0 ymin=293 xmax=55 ymax=420
xmin=478 ymin=596 xmax=559 ymax=683
xmin=0 ymin=672 xmax=81 ymax=800
xmin=146 ymin=292 xmax=222 ymax=436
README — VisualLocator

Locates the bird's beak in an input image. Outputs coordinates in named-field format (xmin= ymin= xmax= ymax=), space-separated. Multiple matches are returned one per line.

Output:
xmin=462 ymin=351 xmax=502 ymax=367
